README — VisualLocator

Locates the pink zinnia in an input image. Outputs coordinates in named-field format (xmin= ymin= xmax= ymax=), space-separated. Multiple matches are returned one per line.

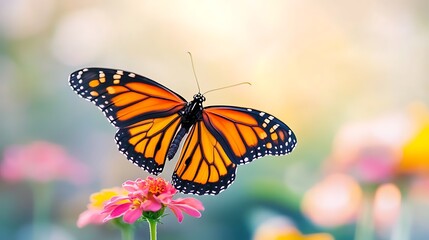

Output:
xmin=103 ymin=177 xmax=204 ymax=224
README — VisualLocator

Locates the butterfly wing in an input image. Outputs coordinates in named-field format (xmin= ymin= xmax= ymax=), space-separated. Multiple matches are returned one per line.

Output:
xmin=203 ymin=106 xmax=297 ymax=163
xmin=69 ymin=68 xmax=187 ymax=127
xmin=172 ymin=106 xmax=296 ymax=195
xmin=172 ymin=120 xmax=237 ymax=195
xmin=69 ymin=68 xmax=187 ymax=174
xmin=115 ymin=113 xmax=182 ymax=174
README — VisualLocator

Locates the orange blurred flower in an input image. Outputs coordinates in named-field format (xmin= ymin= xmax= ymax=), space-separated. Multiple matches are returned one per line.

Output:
xmin=253 ymin=217 xmax=334 ymax=240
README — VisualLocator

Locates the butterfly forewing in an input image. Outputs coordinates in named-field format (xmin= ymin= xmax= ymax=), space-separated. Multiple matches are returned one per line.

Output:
xmin=69 ymin=68 xmax=186 ymax=128
xmin=69 ymin=68 xmax=187 ymax=175
xmin=202 ymin=106 xmax=297 ymax=164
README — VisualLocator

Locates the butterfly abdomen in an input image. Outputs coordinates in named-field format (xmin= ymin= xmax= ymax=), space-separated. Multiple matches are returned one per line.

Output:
xmin=167 ymin=127 xmax=187 ymax=160
xmin=167 ymin=93 xmax=205 ymax=160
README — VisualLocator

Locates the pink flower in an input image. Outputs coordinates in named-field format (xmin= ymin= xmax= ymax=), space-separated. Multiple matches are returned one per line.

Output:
xmin=102 ymin=177 xmax=204 ymax=224
xmin=103 ymin=195 xmax=144 ymax=224
xmin=325 ymin=113 xmax=413 ymax=183
xmin=0 ymin=141 xmax=89 ymax=184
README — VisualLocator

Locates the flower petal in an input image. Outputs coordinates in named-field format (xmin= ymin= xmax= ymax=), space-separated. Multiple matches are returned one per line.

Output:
xmin=171 ymin=203 xmax=202 ymax=219
xmin=122 ymin=184 xmax=138 ymax=193
xmin=142 ymin=197 xmax=162 ymax=212
xmin=103 ymin=203 xmax=131 ymax=222
xmin=168 ymin=204 xmax=185 ymax=223
xmin=77 ymin=209 xmax=107 ymax=228
xmin=167 ymin=198 xmax=204 ymax=222
xmin=123 ymin=208 xmax=143 ymax=224
xmin=174 ymin=198 xmax=205 ymax=211
xmin=102 ymin=196 xmax=130 ymax=213
xmin=156 ymin=191 xmax=175 ymax=204
xmin=110 ymin=203 xmax=131 ymax=218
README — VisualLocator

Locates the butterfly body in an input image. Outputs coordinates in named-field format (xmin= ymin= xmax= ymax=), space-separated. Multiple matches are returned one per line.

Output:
xmin=179 ymin=93 xmax=205 ymax=130
xmin=69 ymin=67 xmax=297 ymax=195
xmin=167 ymin=93 xmax=205 ymax=160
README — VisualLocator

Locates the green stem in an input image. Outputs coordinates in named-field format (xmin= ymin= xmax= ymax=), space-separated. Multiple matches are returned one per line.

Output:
xmin=147 ymin=219 xmax=157 ymax=240
xmin=391 ymin=188 xmax=412 ymax=240
xmin=354 ymin=189 xmax=375 ymax=240
xmin=120 ymin=225 xmax=134 ymax=240
xmin=32 ymin=182 xmax=52 ymax=240
xmin=111 ymin=218 xmax=134 ymax=240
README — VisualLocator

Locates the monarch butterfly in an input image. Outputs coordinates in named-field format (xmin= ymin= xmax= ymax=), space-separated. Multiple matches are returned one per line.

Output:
xmin=69 ymin=67 xmax=297 ymax=195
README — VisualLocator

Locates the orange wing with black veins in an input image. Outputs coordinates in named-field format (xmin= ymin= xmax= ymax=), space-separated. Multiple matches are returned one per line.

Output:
xmin=69 ymin=68 xmax=187 ymax=174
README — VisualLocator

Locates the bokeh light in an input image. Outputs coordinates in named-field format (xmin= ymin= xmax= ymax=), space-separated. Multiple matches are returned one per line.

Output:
xmin=373 ymin=183 xmax=401 ymax=229
xmin=301 ymin=174 xmax=363 ymax=227
xmin=51 ymin=8 xmax=112 ymax=66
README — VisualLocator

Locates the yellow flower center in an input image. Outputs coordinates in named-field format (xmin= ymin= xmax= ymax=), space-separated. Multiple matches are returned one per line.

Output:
xmin=130 ymin=198 xmax=142 ymax=210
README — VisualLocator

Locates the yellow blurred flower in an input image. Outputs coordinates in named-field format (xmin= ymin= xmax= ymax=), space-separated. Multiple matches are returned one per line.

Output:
xmin=397 ymin=123 xmax=429 ymax=175
xmin=77 ymin=187 xmax=127 ymax=228
xmin=89 ymin=188 xmax=127 ymax=209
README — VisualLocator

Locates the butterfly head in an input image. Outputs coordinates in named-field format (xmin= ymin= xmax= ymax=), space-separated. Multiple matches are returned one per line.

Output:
xmin=180 ymin=93 xmax=206 ymax=125
xmin=193 ymin=93 xmax=206 ymax=103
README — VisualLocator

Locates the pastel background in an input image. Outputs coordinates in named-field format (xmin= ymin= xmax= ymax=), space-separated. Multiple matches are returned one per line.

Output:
xmin=1 ymin=0 xmax=428 ymax=239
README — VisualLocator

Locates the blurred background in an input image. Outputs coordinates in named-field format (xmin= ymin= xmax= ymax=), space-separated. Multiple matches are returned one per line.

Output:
xmin=1 ymin=0 xmax=428 ymax=239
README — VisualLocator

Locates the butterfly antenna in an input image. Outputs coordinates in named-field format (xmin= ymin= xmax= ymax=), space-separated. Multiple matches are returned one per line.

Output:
xmin=188 ymin=52 xmax=201 ymax=93
xmin=203 ymin=82 xmax=252 ymax=95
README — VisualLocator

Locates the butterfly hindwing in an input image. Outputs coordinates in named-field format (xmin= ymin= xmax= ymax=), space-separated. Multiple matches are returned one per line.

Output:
xmin=69 ymin=68 xmax=187 ymax=174
xmin=116 ymin=113 xmax=182 ymax=175
xmin=172 ymin=121 xmax=237 ymax=195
